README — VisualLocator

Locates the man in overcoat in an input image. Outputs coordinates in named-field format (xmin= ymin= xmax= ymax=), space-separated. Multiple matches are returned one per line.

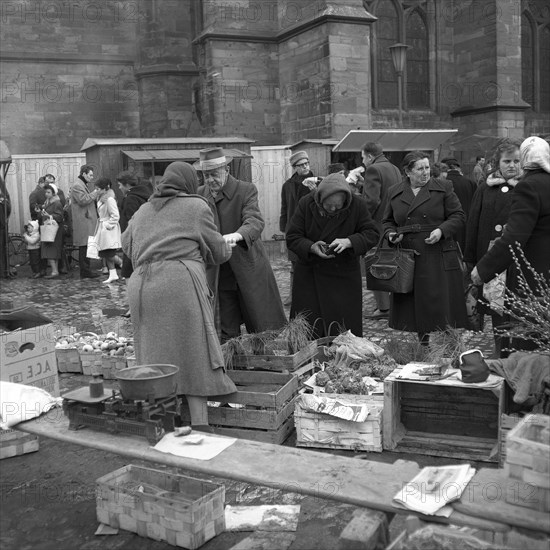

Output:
xmin=441 ymin=157 xmax=477 ymax=250
xmin=361 ymin=142 xmax=403 ymax=319
xmin=196 ymin=148 xmax=287 ymax=342
xmin=70 ymin=164 xmax=99 ymax=279
xmin=279 ymin=150 xmax=320 ymax=305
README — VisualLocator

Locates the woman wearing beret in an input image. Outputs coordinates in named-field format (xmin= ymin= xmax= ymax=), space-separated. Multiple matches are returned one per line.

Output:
xmin=383 ymin=151 xmax=468 ymax=345
xmin=472 ymin=136 xmax=550 ymax=353
xmin=286 ymin=173 xmax=379 ymax=338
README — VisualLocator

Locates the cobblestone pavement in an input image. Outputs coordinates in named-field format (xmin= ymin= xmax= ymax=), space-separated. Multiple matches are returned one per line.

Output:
xmin=0 ymin=244 xmax=497 ymax=550
xmin=2 ymin=242 xmax=495 ymax=356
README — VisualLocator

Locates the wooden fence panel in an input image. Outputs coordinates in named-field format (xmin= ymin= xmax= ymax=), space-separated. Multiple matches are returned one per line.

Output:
xmin=251 ymin=146 xmax=291 ymax=241
xmin=5 ymin=153 xmax=86 ymax=233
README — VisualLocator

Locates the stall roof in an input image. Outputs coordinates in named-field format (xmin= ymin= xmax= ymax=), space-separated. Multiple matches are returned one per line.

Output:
xmin=81 ymin=137 xmax=255 ymax=151
xmin=333 ymin=130 xmax=458 ymax=152
xmin=0 ymin=140 xmax=11 ymax=164
xmin=121 ymin=149 xmax=252 ymax=162
xmin=289 ymin=139 xmax=339 ymax=148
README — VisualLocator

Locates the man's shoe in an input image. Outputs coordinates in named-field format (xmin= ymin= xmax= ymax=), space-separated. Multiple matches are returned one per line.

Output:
xmin=31 ymin=273 xmax=42 ymax=279
xmin=367 ymin=309 xmax=389 ymax=319
xmin=81 ymin=272 xmax=100 ymax=279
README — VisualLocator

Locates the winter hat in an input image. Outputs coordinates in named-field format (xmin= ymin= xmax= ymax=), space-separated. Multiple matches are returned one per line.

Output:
xmin=314 ymin=173 xmax=352 ymax=210
xmin=289 ymin=151 xmax=309 ymax=167
xmin=46 ymin=183 xmax=58 ymax=195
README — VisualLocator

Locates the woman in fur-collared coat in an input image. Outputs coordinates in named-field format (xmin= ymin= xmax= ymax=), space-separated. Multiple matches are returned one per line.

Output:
xmin=286 ymin=173 xmax=379 ymax=338
xmin=383 ymin=151 xmax=468 ymax=343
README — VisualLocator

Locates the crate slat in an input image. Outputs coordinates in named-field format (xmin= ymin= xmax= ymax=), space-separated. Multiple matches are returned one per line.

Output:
xmin=231 ymin=340 xmax=317 ymax=372
xmin=0 ymin=429 xmax=39 ymax=459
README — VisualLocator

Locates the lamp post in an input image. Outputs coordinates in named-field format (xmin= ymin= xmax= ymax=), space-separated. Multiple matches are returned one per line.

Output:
xmin=389 ymin=43 xmax=410 ymax=127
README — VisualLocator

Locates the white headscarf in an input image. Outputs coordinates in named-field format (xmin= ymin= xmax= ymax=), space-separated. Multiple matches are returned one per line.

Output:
xmin=520 ymin=136 xmax=550 ymax=173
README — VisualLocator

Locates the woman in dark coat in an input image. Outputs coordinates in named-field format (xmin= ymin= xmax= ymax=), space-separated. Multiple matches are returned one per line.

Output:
xmin=464 ymin=138 xmax=522 ymax=356
xmin=472 ymin=136 xmax=550 ymax=353
xmin=286 ymin=173 xmax=379 ymax=338
xmin=39 ymin=183 xmax=65 ymax=279
xmin=122 ymin=162 xmax=237 ymax=429
xmin=383 ymin=151 xmax=468 ymax=344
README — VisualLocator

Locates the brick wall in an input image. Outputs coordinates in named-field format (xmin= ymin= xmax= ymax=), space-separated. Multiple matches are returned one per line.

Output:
xmin=0 ymin=0 xmax=139 ymax=154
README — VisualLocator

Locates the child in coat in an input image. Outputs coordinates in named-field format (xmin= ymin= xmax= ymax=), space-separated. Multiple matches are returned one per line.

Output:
xmin=23 ymin=220 xmax=42 ymax=278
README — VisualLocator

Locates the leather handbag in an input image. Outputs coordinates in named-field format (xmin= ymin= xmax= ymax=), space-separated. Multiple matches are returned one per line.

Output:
xmin=364 ymin=232 xmax=418 ymax=294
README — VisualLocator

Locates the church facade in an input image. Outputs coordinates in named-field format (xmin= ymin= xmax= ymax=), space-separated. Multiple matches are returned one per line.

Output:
xmin=1 ymin=0 xmax=549 ymax=155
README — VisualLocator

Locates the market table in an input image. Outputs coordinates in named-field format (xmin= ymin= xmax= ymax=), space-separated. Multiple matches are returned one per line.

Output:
xmin=15 ymin=410 xmax=550 ymax=537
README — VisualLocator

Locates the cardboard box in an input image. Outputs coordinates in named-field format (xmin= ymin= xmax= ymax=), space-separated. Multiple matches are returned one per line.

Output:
xmin=0 ymin=307 xmax=60 ymax=397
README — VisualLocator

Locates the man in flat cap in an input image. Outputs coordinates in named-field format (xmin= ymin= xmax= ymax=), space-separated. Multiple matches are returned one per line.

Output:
xmin=279 ymin=150 xmax=320 ymax=305
xmin=196 ymin=147 xmax=286 ymax=341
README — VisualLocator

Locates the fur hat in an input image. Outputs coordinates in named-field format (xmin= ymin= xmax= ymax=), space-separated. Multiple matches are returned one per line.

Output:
xmin=193 ymin=147 xmax=233 ymax=171
xmin=289 ymin=151 xmax=309 ymax=167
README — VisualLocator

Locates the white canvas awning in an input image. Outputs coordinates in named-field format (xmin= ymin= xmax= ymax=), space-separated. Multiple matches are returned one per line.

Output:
xmin=333 ymin=130 xmax=458 ymax=152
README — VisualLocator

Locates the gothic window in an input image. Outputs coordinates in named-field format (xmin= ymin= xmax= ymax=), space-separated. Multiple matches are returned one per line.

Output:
xmin=375 ymin=0 xmax=399 ymax=108
xmin=371 ymin=0 xmax=430 ymax=110
xmin=521 ymin=14 xmax=535 ymax=107
xmin=406 ymin=10 xmax=429 ymax=108
xmin=541 ymin=25 xmax=550 ymax=112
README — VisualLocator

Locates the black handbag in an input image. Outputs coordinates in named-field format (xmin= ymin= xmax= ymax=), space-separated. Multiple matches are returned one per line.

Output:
xmin=364 ymin=232 xmax=418 ymax=294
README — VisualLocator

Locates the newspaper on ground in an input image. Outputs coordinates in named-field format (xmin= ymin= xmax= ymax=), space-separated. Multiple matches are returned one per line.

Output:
xmin=393 ymin=464 xmax=476 ymax=516
xmin=297 ymin=394 xmax=370 ymax=422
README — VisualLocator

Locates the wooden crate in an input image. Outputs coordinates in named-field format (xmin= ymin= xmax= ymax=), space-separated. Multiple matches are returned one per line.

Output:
xmin=0 ymin=429 xmax=39 ymax=459
xmin=295 ymin=393 xmax=383 ymax=451
xmin=96 ymin=465 xmax=225 ymax=549
xmin=499 ymin=413 xmax=523 ymax=467
xmin=126 ymin=355 xmax=137 ymax=369
xmin=503 ymin=414 xmax=550 ymax=512
xmin=230 ymin=340 xmax=317 ymax=372
xmin=383 ymin=367 xmax=509 ymax=462
xmin=80 ymin=351 xmax=103 ymax=375
xmin=102 ymin=355 xmax=127 ymax=380
xmin=56 ymin=348 xmax=82 ymax=373
xmin=181 ymin=370 xmax=298 ymax=444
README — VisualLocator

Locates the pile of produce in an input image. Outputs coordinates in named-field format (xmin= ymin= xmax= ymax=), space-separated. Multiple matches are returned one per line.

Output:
xmin=315 ymin=331 xmax=398 ymax=394
xmin=222 ymin=313 xmax=314 ymax=367
xmin=55 ymin=331 xmax=134 ymax=358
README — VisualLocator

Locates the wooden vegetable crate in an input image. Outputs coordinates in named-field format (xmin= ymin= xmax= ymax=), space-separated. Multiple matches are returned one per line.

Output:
xmin=181 ymin=370 xmax=298 ymax=444
xmin=101 ymin=355 xmax=128 ymax=380
xmin=96 ymin=465 xmax=225 ymax=549
xmin=503 ymin=414 xmax=550 ymax=512
xmin=0 ymin=429 xmax=39 ymax=459
xmin=56 ymin=348 xmax=82 ymax=373
xmin=80 ymin=351 xmax=103 ymax=375
xmin=383 ymin=366 xmax=509 ymax=463
xmin=230 ymin=340 xmax=317 ymax=372
xmin=499 ymin=413 xmax=522 ymax=467
xmin=295 ymin=393 xmax=383 ymax=452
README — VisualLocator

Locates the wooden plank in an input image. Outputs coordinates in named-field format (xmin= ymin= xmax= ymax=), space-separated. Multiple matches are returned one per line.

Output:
xmin=383 ymin=378 xmax=403 ymax=450
xmin=207 ymin=414 xmax=295 ymax=445
xmin=17 ymin=411 xmax=550 ymax=535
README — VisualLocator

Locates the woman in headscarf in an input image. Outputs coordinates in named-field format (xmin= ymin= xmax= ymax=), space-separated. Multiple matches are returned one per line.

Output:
xmin=472 ymin=136 xmax=550 ymax=352
xmin=286 ymin=172 xmax=379 ymax=338
xmin=383 ymin=151 xmax=468 ymax=345
xmin=39 ymin=183 xmax=65 ymax=279
xmin=464 ymin=138 xmax=522 ymax=357
xmin=122 ymin=162 xmax=236 ymax=430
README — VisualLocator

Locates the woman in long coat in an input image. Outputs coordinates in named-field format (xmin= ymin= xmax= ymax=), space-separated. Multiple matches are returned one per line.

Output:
xmin=122 ymin=162 xmax=236 ymax=428
xmin=383 ymin=151 xmax=468 ymax=344
xmin=464 ymin=138 xmax=522 ymax=356
xmin=39 ymin=183 xmax=65 ymax=279
xmin=286 ymin=173 xmax=379 ymax=338
xmin=94 ymin=177 xmax=122 ymax=284
xmin=472 ymin=136 xmax=550 ymax=353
